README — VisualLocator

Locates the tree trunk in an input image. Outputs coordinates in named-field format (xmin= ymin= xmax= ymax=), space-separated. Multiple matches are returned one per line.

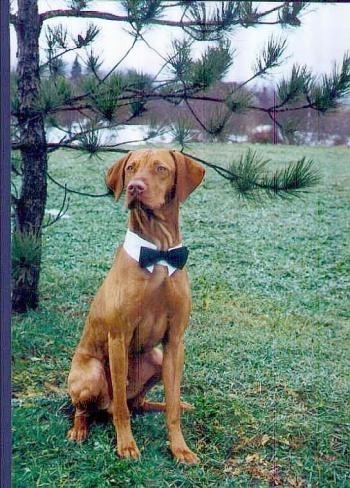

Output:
xmin=12 ymin=0 xmax=47 ymax=313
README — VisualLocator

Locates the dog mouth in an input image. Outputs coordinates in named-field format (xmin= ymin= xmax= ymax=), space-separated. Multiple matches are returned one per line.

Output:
xmin=126 ymin=193 xmax=164 ymax=211
xmin=126 ymin=196 xmax=161 ymax=211
xmin=125 ymin=190 xmax=142 ymax=209
xmin=127 ymin=197 xmax=144 ymax=210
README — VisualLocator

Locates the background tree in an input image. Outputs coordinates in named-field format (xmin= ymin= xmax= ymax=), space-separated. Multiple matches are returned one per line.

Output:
xmin=71 ymin=55 xmax=82 ymax=81
xmin=10 ymin=0 xmax=350 ymax=312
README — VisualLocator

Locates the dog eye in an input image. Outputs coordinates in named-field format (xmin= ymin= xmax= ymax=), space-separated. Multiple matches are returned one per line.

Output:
xmin=125 ymin=164 xmax=135 ymax=172
xmin=157 ymin=165 xmax=168 ymax=174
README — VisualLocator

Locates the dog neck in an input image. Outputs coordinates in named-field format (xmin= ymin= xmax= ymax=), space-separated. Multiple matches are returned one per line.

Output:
xmin=128 ymin=201 xmax=181 ymax=250
xmin=123 ymin=229 xmax=184 ymax=276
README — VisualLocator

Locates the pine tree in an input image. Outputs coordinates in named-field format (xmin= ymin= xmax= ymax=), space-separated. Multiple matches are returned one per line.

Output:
xmin=71 ymin=55 xmax=82 ymax=80
xmin=10 ymin=1 xmax=350 ymax=312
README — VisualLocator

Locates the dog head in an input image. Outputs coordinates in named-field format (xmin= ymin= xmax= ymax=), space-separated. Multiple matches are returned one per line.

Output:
xmin=106 ymin=149 xmax=205 ymax=210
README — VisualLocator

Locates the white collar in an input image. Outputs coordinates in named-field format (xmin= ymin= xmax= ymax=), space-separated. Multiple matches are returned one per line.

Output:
xmin=123 ymin=229 xmax=183 ymax=276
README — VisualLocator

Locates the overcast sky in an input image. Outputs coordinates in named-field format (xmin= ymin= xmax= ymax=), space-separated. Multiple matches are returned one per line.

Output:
xmin=10 ymin=1 xmax=350 ymax=86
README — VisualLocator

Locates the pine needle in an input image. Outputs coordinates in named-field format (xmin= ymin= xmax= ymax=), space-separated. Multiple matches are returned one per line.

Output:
xmin=228 ymin=150 xmax=320 ymax=200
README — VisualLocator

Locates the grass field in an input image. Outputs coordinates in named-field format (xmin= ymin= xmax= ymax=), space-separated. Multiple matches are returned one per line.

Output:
xmin=12 ymin=143 xmax=350 ymax=487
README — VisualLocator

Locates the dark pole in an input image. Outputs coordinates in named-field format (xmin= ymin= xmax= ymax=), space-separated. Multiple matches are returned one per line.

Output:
xmin=0 ymin=0 xmax=12 ymax=485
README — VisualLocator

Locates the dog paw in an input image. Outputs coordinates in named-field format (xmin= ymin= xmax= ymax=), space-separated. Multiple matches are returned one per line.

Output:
xmin=117 ymin=440 xmax=141 ymax=460
xmin=67 ymin=426 xmax=88 ymax=442
xmin=171 ymin=446 xmax=199 ymax=464
xmin=133 ymin=399 xmax=194 ymax=413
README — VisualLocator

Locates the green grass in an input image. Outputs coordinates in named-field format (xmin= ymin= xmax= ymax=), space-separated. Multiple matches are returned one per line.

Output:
xmin=12 ymin=143 xmax=350 ymax=487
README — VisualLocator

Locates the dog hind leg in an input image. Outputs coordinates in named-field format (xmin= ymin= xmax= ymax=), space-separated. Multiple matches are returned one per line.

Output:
xmin=127 ymin=348 xmax=194 ymax=413
xmin=67 ymin=354 xmax=110 ymax=442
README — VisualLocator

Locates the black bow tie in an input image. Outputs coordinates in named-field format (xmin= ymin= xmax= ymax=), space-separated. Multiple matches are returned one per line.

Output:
xmin=139 ymin=246 xmax=189 ymax=270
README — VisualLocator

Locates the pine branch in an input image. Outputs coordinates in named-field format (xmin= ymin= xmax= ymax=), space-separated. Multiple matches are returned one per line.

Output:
xmin=40 ymin=45 xmax=81 ymax=72
xmin=69 ymin=0 xmax=91 ymax=10
xmin=43 ymin=144 xmax=319 ymax=202
xmin=37 ymin=2 xmax=307 ymax=30
xmin=310 ymin=52 xmax=350 ymax=112
xmin=181 ymin=151 xmax=237 ymax=180
xmin=225 ymin=87 xmax=254 ymax=113
xmin=100 ymin=36 xmax=139 ymax=83
xmin=120 ymin=0 xmax=165 ymax=33
xmin=45 ymin=118 xmax=168 ymax=157
xmin=170 ymin=119 xmax=194 ymax=150
xmin=278 ymin=2 xmax=308 ymax=27
xmin=75 ymin=122 xmax=102 ymax=156
xmin=277 ymin=64 xmax=313 ymax=107
xmin=228 ymin=148 xmax=269 ymax=196
xmin=190 ymin=40 xmax=233 ymax=89
xmin=84 ymin=49 xmax=104 ymax=79
xmin=182 ymin=1 xmax=240 ymax=40
xmin=46 ymin=171 xmax=111 ymax=198
xmin=73 ymin=23 xmax=100 ymax=48
xmin=11 ymin=231 xmax=42 ymax=285
xmin=228 ymin=149 xmax=320 ymax=199
xmin=42 ymin=185 xmax=70 ymax=228
xmin=41 ymin=23 xmax=100 ymax=74
xmin=180 ymin=148 xmax=320 ymax=200
xmin=166 ymin=38 xmax=194 ymax=82
xmin=262 ymin=157 xmax=320 ymax=198
xmin=38 ymin=76 xmax=73 ymax=113
xmin=206 ymin=106 xmax=232 ymax=139
xmin=235 ymin=1 xmax=260 ymax=27
xmin=180 ymin=2 xmax=305 ymax=40
xmin=253 ymin=36 xmax=287 ymax=76
xmin=83 ymin=74 xmax=124 ymax=121
xmin=183 ymin=98 xmax=210 ymax=133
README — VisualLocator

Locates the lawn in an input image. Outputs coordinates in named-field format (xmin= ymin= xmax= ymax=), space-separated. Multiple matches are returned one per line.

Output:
xmin=12 ymin=143 xmax=350 ymax=487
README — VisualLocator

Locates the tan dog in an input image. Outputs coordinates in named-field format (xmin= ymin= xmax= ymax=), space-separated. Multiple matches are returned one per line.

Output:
xmin=67 ymin=149 xmax=205 ymax=464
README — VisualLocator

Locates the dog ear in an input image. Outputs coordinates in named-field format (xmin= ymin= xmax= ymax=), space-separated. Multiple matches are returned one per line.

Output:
xmin=106 ymin=152 xmax=132 ymax=200
xmin=171 ymin=151 xmax=205 ymax=202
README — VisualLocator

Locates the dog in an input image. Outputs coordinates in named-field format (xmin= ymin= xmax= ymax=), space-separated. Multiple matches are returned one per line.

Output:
xmin=67 ymin=149 xmax=205 ymax=464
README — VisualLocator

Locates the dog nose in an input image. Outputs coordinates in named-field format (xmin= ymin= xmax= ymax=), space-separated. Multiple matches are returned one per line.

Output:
xmin=127 ymin=179 xmax=146 ymax=195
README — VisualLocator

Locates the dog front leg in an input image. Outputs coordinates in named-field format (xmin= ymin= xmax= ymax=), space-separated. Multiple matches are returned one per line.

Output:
xmin=163 ymin=337 xmax=199 ymax=464
xmin=108 ymin=331 xmax=140 ymax=459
